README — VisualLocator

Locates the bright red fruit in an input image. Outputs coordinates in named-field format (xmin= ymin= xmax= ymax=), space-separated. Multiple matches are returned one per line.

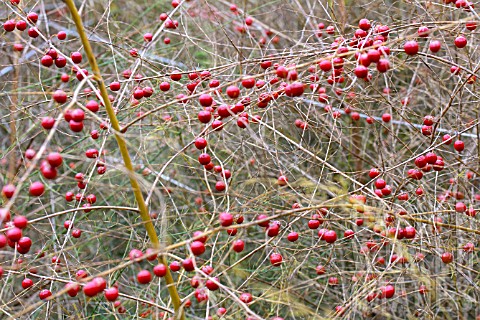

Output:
xmin=369 ymin=168 xmax=380 ymax=179
xmin=382 ymin=285 xmax=395 ymax=298
xmin=287 ymin=232 xmax=299 ymax=242
xmin=404 ymin=40 xmax=419 ymax=55
xmin=71 ymin=51 xmax=83 ymax=63
xmin=110 ymin=82 xmax=121 ymax=91
xmin=233 ymin=239 xmax=245 ymax=252
xmin=429 ymin=40 xmax=441 ymax=52
xmin=29 ymin=181 xmax=45 ymax=196
xmin=7 ymin=227 xmax=22 ymax=242
xmin=454 ymin=140 xmax=464 ymax=152
xmin=13 ymin=216 xmax=28 ymax=229
xmin=454 ymin=35 xmax=467 ymax=48
xmin=441 ymin=252 xmax=453 ymax=264
xmin=198 ymin=153 xmax=211 ymax=165
xmin=83 ymin=280 xmax=101 ymax=297
xmin=52 ymin=90 xmax=67 ymax=103
xmin=2 ymin=184 xmax=15 ymax=199
xmin=270 ymin=253 xmax=283 ymax=266
xmin=137 ymin=270 xmax=152 ymax=284
xmin=47 ymin=152 xmax=63 ymax=167
xmin=239 ymin=292 xmax=253 ymax=303
xmin=22 ymin=278 xmax=34 ymax=289
xmin=324 ymin=230 xmax=337 ymax=243
xmin=358 ymin=19 xmax=371 ymax=31
xmin=277 ymin=175 xmax=288 ymax=186
xmin=226 ymin=86 xmax=240 ymax=98
xmin=219 ymin=212 xmax=233 ymax=227
xmin=191 ymin=241 xmax=205 ymax=256
xmin=198 ymin=110 xmax=212 ymax=123
xmin=153 ymin=264 xmax=167 ymax=277
xmin=199 ymin=94 xmax=213 ymax=107
xmin=39 ymin=289 xmax=52 ymax=300
xmin=104 ymin=287 xmax=119 ymax=301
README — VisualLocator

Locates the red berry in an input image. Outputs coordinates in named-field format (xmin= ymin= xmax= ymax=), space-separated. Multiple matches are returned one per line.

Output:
xmin=57 ymin=31 xmax=67 ymax=40
xmin=143 ymin=32 xmax=153 ymax=42
xmin=71 ymin=52 xmax=83 ymax=63
xmin=27 ymin=27 xmax=39 ymax=38
xmin=382 ymin=285 xmax=395 ymax=298
xmin=13 ymin=216 xmax=28 ymax=229
xmin=375 ymin=178 xmax=386 ymax=189
xmin=41 ymin=55 xmax=54 ymax=67
xmin=404 ymin=40 xmax=419 ymax=55
xmin=153 ymin=264 xmax=167 ymax=277
xmin=376 ymin=59 xmax=390 ymax=73
xmin=170 ymin=261 xmax=181 ymax=272
xmin=75 ymin=270 xmax=88 ymax=280
xmin=27 ymin=12 xmax=39 ymax=23
xmin=194 ymin=138 xmax=207 ymax=149
xmin=85 ymin=148 xmax=99 ymax=158
xmin=86 ymin=100 xmax=99 ymax=113
xmin=4 ymin=20 xmax=16 ymax=32
xmin=354 ymin=65 xmax=368 ymax=78
xmin=109 ymin=82 xmax=121 ymax=91
xmin=128 ymin=249 xmax=143 ymax=261
xmin=180 ymin=258 xmax=194 ymax=271
xmin=277 ymin=175 xmax=288 ymax=186
xmin=52 ymin=90 xmax=67 ymax=103
xmin=382 ymin=113 xmax=391 ymax=122
xmin=211 ymin=120 xmax=224 ymax=131
xmin=369 ymin=168 xmax=380 ymax=179
xmin=270 ymin=253 xmax=283 ymax=266
xmin=466 ymin=21 xmax=477 ymax=31
xmin=6 ymin=227 xmax=22 ymax=242
xmin=137 ymin=270 xmax=152 ymax=284
xmin=241 ymin=77 xmax=256 ymax=88
xmin=22 ymin=278 xmax=34 ymax=289
xmin=69 ymin=120 xmax=84 ymax=132
xmin=104 ymin=287 xmax=119 ymax=301
xmin=226 ymin=86 xmax=240 ymax=99
xmin=190 ymin=241 xmax=206 ymax=256
xmin=429 ymin=40 xmax=441 ymax=52
xmin=55 ymin=56 xmax=67 ymax=68
xmin=454 ymin=35 xmax=467 ymax=48
xmin=47 ymin=152 xmax=63 ymax=168
xmin=455 ymin=202 xmax=466 ymax=213
xmin=198 ymin=153 xmax=211 ymax=165
xmin=454 ymin=140 xmax=464 ymax=152
xmin=72 ymin=229 xmax=82 ymax=238
xmin=198 ymin=110 xmax=212 ymax=123
xmin=358 ymin=19 xmax=371 ymax=31
xmin=2 ymin=184 xmax=15 ymax=199
xmin=18 ymin=236 xmax=32 ymax=249
xmin=83 ymin=280 xmax=101 ymax=297
xmin=39 ymin=289 xmax=52 ymax=300
xmin=287 ymin=232 xmax=299 ymax=242
xmin=170 ymin=71 xmax=182 ymax=81
xmin=344 ymin=229 xmax=354 ymax=238
xmin=29 ymin=181 xmax=45 ymax=196
xmin=239 ymin=292 xmax=253 ymax=303
xmin=232 ymin=239 xmax=245 ymax=252
xmin=324 ymin=230 xmax=337 ymax=243
xmin=308 ymin=220 xmax=320 ymax=229
xmin=441 ymin=252 xmax=453 ymax=264
xmin=219 ymin=212 xmax=233 ymax=227
xmin=199 ymin=94 xmax=213 ymax=107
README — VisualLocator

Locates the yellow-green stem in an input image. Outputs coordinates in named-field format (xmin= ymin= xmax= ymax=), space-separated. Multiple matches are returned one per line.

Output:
xmin=64 ymin=1 xmax=184 ymax=318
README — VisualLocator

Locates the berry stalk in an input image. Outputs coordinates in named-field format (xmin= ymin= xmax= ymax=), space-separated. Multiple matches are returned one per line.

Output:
xmin=63 ymin=0 xmax=184 ymax=318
